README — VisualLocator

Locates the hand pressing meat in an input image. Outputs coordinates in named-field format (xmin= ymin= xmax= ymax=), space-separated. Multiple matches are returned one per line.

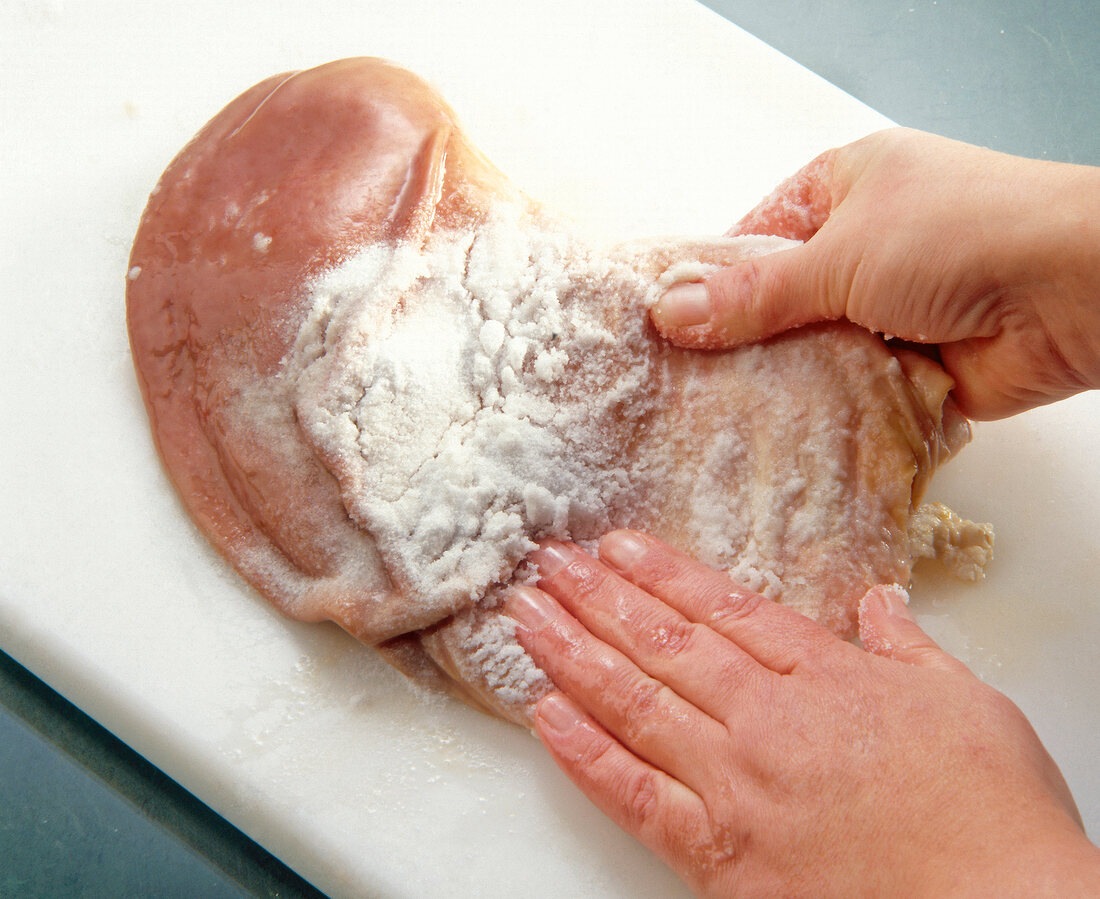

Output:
xmin=127 ymin=59 xmax=990 ymax=726
xmin=520 ymin=132 xmax=1100 ymax=894
xmin=653 ymin=128 xmax=1100 ymax=419
xmin=508 ymin=533 xmax=1100 ymax=897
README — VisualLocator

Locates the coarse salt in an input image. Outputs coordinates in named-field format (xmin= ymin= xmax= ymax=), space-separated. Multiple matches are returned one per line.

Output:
xmin=287 ymin=206 xmax=662 ymax=607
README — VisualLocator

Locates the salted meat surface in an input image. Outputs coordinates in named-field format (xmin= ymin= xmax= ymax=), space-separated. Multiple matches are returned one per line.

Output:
xmin=126 ymin=58 xmax=991 ymax=725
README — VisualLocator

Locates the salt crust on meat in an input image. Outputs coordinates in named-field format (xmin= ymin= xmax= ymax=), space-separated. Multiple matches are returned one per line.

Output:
xmin=278 ymin=208 xmax=805 ymax=712
xmin=231 ymin=204 xmax=991 ymax=717
xmin=285 ymin=206 xmax=813 ymax=610
xmin=197 ymin=201 xmax=994 ymax=722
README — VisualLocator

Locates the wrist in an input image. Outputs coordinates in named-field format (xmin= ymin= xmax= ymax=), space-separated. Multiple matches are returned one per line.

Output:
xmin=918 ymin=814 xmax=1100 ymax=898
xmin=1024 ymin=159 xmax=1100 ymax=394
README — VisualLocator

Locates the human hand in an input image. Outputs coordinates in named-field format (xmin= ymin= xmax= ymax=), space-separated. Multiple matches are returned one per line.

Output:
xmin=505 ymin=532 xmax=1100 ymax=897
xmin=651 ymin=128 xmax=1100 ymax=420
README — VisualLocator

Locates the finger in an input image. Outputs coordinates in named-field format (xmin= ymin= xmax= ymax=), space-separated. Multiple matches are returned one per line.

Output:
xmin=596 ymin=530 xmax=839 ymax=674
xmin=527 ymin=541 xmax=771 ymax=722
xmin=505 ymin=583 xmax=729 ymax=794
xmin=857 ymin=584 xmax=971 ymax=675
xmin=650 ymin=240 xmax=847 ymax=348
xmin=939 ymin=338 xmax=1076 ymax=421
xmin=531 ymin=691 xmax=715 ymax=880
xmin=650 ymin=148 xmax=853 ymax=348
xmin=726 ymin=148 xmax=837 ymax=241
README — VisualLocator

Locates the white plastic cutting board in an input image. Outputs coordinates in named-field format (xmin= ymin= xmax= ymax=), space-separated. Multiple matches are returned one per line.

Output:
xmin=1 ymin=2 xmax=1097 ymax=896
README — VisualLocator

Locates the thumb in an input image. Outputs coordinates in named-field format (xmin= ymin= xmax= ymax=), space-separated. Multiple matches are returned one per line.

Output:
xmin=651 ymin=145 xmax=850 ymax=349
xmin=650 ymin=243 xmax=841 ymax=348
xmin=858 ymin=585 xmax=970 ymax=675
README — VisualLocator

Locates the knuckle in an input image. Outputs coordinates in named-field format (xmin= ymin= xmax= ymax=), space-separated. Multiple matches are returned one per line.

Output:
xmin=618 ymin=766 xmax=662 ymax=824
xmin=631 ymin=552 xmax=682 ymax=592
xmin=569 ymin=733 xmax=663 ymax=826
xmin=571 ymin=724 xmax=618 ymax=772
xmin=520 ymin=610 xmax=595 ymax=674
xmin=544 ymin=554 xmax=618 ymax=613
xmin=616 ymin=678 xmax=679 ymax=746
xmin=978 ymin=684 xmax=1028 ymax=729
xmin=635 ymin=609 xmax=697 ymax=659
xmin=633 ymin=550 xmax=722 ymax=602
xmin=561 ymin=557 xmax=604 ymax=598
xmin=620 ymin=676 xmax=661 ymax=721
xmin=708 ymin=587 xmax=767 ymax=628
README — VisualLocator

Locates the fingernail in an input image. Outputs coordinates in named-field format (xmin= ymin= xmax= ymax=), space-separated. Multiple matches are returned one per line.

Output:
xmin=876 ymin=584 xmax=915 ymax=621
xmin=505 ymin=585 xmax=557 ymax=630
xmin=530 ymin=541 xmax=575 ymax=580
xmin=538 ymin=692 xmax=584 ymax=734
xmin=600 ymin=530 xmax=649 ymax=573
xmin=654 ymin=282 xmax=711 ymax=328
